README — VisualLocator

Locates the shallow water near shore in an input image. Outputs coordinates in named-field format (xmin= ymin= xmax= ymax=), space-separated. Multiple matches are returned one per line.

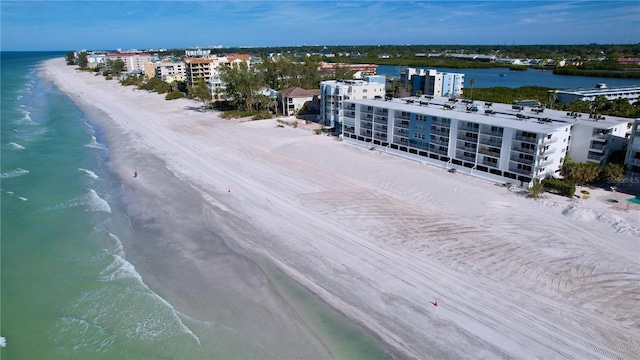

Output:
xmin=1 ymin=52 xmax=391 ymax=359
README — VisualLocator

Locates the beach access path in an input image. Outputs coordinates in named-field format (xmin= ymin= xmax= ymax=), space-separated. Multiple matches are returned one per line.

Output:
xmin=45 ymin=58 xmax=640 ymax=359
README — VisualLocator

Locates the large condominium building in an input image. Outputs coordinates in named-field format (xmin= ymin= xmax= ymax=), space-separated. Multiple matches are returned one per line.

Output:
xmin=106 ymin=53 xmax=151 ymax=72
xmin=399 ymin=68 xmax=465 ymax=98
xmin=320 ymin=78 xmax=386 ymax=130
xmin=184 ymin=57 xmax=214 ymax=86
xmin=340 ymin=96 xmax=632 ymax=187
xmin=549 ymin=84 xmax=640 ymax=105
xmin=626 ymin=119 xmax=640 ymax=178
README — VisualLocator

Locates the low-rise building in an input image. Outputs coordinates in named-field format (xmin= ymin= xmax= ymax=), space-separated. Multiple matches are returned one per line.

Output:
xmin=279 ymin=87 xmax=321 ymax=117
xmin=550 ymin=84 xmax=640 ymax=105
xmin=155 ymin=61 xmax=186 ymax=82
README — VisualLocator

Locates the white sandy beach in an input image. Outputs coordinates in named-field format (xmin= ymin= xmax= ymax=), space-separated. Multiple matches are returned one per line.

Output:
xmin=44 ymin=58 xmax=639 ymax=359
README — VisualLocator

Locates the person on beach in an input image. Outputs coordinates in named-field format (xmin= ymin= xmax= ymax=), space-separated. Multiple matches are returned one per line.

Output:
xmin=134 ymin=170 xmax=138 ymax=178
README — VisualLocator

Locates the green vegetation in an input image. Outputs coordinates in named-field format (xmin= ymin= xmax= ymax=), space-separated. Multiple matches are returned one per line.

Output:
xmin=469 ymin=86 xmax=549 ymax=105
xmin=528 ymin=182 xmax=545 ymax=198
xmin=65 ymin=52 xmax=75 ymax=66
xmin=165 ymin=91 xmax=186 ymax=100
xmin=138 ymin=77 xmax=171 ymax=93
xmin=542 ymin=178 xmax=576 ymax=197
xmin=554 ymin=67 xmax=640 ymax=79
xmin=187 ymin=78 xmax=212 ymax=108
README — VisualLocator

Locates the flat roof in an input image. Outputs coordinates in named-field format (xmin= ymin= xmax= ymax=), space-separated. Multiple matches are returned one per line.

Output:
xmin=346 ymin=96 xmax=634 ymax=132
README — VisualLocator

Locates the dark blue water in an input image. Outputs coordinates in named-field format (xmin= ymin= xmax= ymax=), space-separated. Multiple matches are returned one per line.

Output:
xmin=377 ymin=65 xmax=640 ymax=89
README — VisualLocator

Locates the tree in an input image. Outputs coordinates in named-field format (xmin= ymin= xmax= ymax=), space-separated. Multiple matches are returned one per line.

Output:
xmin=602 ymin=163 xmax=624 ymax=184
xmin=188 ymin=78 xmax=212 ymax=109
xmin=469 ymin=78 xmax=475 ymax=100
xmin=77 ymin=51 xmax=88 ymax=69
xmin=65 ymin=52 xmax=76 ymax=66
xmin=219 ymin=61 xmax=263 ymax=111
xmin=106 ymin=59 xmax=126 ymax=78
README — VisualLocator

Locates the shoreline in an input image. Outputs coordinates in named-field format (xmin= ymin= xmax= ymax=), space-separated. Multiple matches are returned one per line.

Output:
xmin=43 ymin=57 xmax=640 ymax=359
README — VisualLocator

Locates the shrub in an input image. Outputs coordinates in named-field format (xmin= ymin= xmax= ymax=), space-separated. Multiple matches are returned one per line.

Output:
xmin=314 ymin=128 xmax=323 ymax=135
xmin=528 ymin=182 xmax=545 ymax=198
xmin=165 ymin=91 xmax=185 ymax=100
xmin=542 ymin=178 xmax=576 ymax=198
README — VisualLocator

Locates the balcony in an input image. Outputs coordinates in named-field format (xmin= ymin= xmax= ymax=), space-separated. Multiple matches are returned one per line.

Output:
xmin=394 ymin=120 xmax=410 ymax=129
xmin=511 ymin=145 xmax=537 ymax=155
xmin=510 ymin=154 xmax=534 ymax=165
xmin=587 ymin=153 xmax=603 ymax=161
xmin=430 ymin=136 xmax=449 ymax=146
xmin=536 ymin=159 xmax=553 ymax=168
xmin=455 ymin=153 xmax=477 ymax=162
xmin=432 ymin=129 xmax=450 ymax=137
xmin=457 ymin=145 xmax=478 ymax=153
xmin=481 ymin=129 xmax=504 ymax=137
xmin=393 ymin=136 xmax=408 ymax=145
xmin=541 ymin=136 xmax=557 ymax=145
xmin=514 ymin=135 xmax=538 ymax=144
xmin=628 ymin=158 xmax=640 ymax=166
xmin=429 ymin=146 xmax=449 ymax=156
xmin=508 ymin=166 xmax=533 ymax=176
xmin=394 ymin=113 xmax=411 ymax=121
xmin=538 ymin=147 xmax=555 ymax=156
xmin=481 ymin=159 xmax=499 ymax=168
xmin=460 ymin=125 xmax=479 ymax=133
xmin=394 ymin=128 xmax=409 ymax=136
xmin=374 ymin=109 xmax=389 ymax=116
xmin=360 ymin=123 xmax=372 ymax=130
xmin=478 ymin=147 xmax=501 ymax=158
xmin=479 ymin=138 xmax=502 ymax=147
xmin=432 ymin=119 xmax=451 ymax=127
xmin=457 ymin=134 xmax=479 ymax=142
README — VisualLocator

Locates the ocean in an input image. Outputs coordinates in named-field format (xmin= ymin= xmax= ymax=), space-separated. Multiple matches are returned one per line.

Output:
xmin=0 ymin=52 xmax=392 ymax=359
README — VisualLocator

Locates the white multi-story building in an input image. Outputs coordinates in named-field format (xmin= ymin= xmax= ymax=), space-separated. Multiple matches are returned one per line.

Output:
xmin=399 ymin=68 xmax=465 ymax=98
xmin=320 ymin=78 xmax=386 ymax=130
xmin=565 ymin=112 xmax=632 ymax=164
xmin=340 ymin=96 xmax=632 ymax=187
xmin=550 ymin=84 xmax=640 ymax=105
xmin=625 ymin=119 xmax=640 ymax=178
xmin=106 ymin=53 xmax=151 ymax=72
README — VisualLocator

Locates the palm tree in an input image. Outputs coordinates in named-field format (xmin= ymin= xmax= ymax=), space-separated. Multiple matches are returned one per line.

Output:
xmin=469 ymin=78 xmax=475 ymax=100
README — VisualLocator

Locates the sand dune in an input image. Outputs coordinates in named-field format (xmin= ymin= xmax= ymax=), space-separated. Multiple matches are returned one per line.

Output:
xmin=44 ymin=58 xmax=640 ymax=359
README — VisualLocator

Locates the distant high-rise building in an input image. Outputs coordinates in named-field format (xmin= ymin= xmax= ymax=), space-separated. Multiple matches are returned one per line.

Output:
xmin=400 ymin=68 xmax=465 ymax=98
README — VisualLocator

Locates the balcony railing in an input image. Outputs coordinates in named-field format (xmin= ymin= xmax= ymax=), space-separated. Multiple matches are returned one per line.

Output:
xmin=393 ymin=136 xmax=408 ymax=145
xmin=432 ymin=119 xmax=451 ymax=127
xmin=541 ymin=136 xmax=557 ymax=145
xmin=510 ymin=155 xmax=534 ymax=165
xmin=536 ymin=159 xmax=553 ymax=168
xmin=456 ymin=145 xmax=478 ymax=152
xmin=394 ymin=120 xmax=410 ymax=128
xmin=479 ymin=138 xmax=502 ymax=147
xmin=511 ymin=145 xmax=537 ymax=154
xmin=394 ymin=128 xmax=409 ymax=136
xmin=508 ymin=166 xmax=533 ymax=176
xmin=514 ymin=135 xmax=538 ymax=144
xmin=629 ymin=158 xmax=640 ymax=166
xmin=481 ymin=160 xmax=499 ymax=168
xmin=457 ymin=135 xmax=479 ymax=142
xmin=429 ymin=147 xmax=449 ymax=156
xmin=455 ymin=153 xmax=477 ymax=162
xmin=587 ymin=153 xmax=603 ymax=161
xmin=481 ymin=130 xmax=504 ymax=137
xmin=432 ymin=129 xmax=450 ymax=137
xmin=539 ymin=147 xmax=556 ymax=156
xmin=430 ymin=137 xmax=449 ymax=146
xmin=479 ymin=148 xmax=501 ymax=158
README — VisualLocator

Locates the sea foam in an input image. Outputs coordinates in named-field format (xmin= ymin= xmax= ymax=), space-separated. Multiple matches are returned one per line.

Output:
xmin=85 ymin=135 xmax=105 ymax=149
xmin=86 ymin=189 xmax=111 ymax=213
xmin=79 ymin=168 xmax=99 ymax=179
xmin=0 ymin=336 xmax=5 ymax=347
xmin=1 ymin=168 xmax=29 ymax=179
xmin=8 ymin=142 xmax=25 ymax=150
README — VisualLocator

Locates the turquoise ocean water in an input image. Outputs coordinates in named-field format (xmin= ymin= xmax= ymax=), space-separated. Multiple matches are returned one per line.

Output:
xmin=1 ymin=52 xmax=392 ymax=359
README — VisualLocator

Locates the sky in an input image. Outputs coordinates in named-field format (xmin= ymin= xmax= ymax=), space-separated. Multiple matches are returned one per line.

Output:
xmin=1 ymin=1 xmax=639 ymax=51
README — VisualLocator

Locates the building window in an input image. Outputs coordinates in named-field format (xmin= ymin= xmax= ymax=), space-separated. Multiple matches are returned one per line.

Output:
xmin=414 ymin=133 xmax=425 ymax=140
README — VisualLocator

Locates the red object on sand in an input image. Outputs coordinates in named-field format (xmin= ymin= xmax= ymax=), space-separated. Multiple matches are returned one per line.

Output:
xmin=228 ymin=188 xmax=231 ymax=192
xmin=434 ymin=300 xmax=438 ymax=307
